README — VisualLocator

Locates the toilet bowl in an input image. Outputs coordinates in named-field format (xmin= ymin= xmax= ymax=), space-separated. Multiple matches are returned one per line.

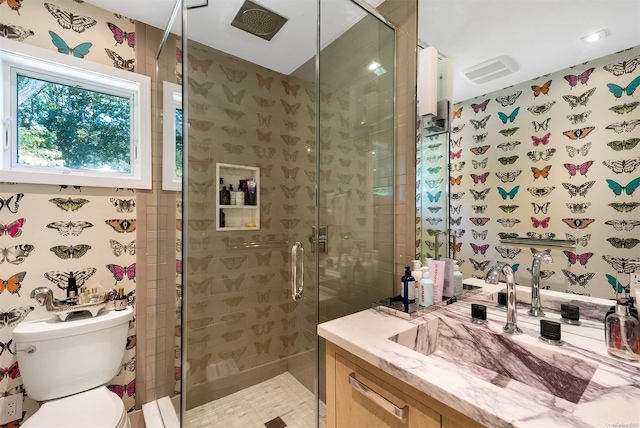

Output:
xmin=12 ymin=307 xmax=133 ymax=428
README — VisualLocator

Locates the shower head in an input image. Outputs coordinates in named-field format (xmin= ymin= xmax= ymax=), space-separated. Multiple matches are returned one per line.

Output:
xmin=231 ymin=0 xmax=288 ymax=41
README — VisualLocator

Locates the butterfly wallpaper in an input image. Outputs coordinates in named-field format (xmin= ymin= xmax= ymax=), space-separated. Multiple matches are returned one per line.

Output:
xmin=182 ymin=32 xmax=394 ymax=402
xmin=1 ymin=0 xmax=142 ymax=417
xmin=1 ymin=0 xmax=135 ymax=71
xmin=448 ymin=45 xmax=640 ymax=299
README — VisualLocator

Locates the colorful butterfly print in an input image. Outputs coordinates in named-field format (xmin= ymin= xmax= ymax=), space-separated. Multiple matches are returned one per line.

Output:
xmin=530 ymin=216 xmax=550 ymax=228
xmin=470 ymin=258 xmax=490 ymax=272
xmin=607 ymin=237 xmax=640 ymax=249
xmin=470 ymin=99 xmax=489 ymax=114
xmin=281 ymin=100 xmax=301 ymax=116
xmin=44 ymin=3 xmax=97 ymax=32
xmin=527 ymin=101 xmax=555 ymax=115
xmin=470 ymin=243 xmax=490 ymax=255
xmin=0 ymin=244 xmax=34 ymax=265
xmin=450 ymin=217 xmax=462 ymax=226
xmin=527 ymin=232 xmax=555 ymax=240
xmin=470 ymin=188 xmax=491 ymax=201
xmin=105 ymin=219 xmax=136 ymax=233
xmin=496 ymin=218 xmax=519 ymax=228
xmin=0 ymin=339 xmax=16 ymax=356
xmin=565 ymin=233 xmax=591 ymax=247
xmin=452 ymin=107 xmax=463 ymax=119
xmin=425 ymin=217 xmax=443 ymax=225
xmin=566 ymin=202 xmax=591 ymax=214
xmin=531 ymin=133 xmax=551 ymax=146
xmin=0 ymin=306 xmax=33 ymax=328
xmin=530 ymin=165 xmax=551 ymax=180
xmin=497 ymin=141 xmax=521 ymax=151
xmin=0 ymin=272 xmax=25 ymax=295
xmin=48 ymin=30 xmax=92 ymax=58
xmin=472 ymin=158 xmax=488 ymax=169
xmin=564 ymin=161 xmax=594 ymax=178
xmin=607 ymin=177 xmax=640 ymax=196
xmin=469 ymin=217 xmax=490 ymax=226
xmin=532 ymin=118 xmax=551 ymax=132
xmin=426 ymin=166 xmax=441 ymax=174
xmin=609 ymin=102 xmax=640 ymax=115
xmin=45 ymin=220 xmax=92 ymax=236
xmin=220 ymin=64 xmax=247 ymax=83
xmin=525 ymin=266 xmax=554 ymax=279
xmin=116 ymin=356 xmax=136 ymax=377
xmin=563 ymin=251 xmax=593 ymax=267
xmin=106 ymin=22 xmax=134 ymax=48
xmin=499 ymin=127 xmax=519 ymax=137
xmin=607 ymin=75 xmax=640 ymax=99
xmin=497 ymin=107 xmax=520 ymax=124
xmin=48 ymin=197 xmax=89 ymax=212
xmin=104 ymin=48 xmax=134 ymax=71
xmin=564 ymin=68 xmax=594 ymax=88
xmin=531 ymin=80 xmax=552 ymax=97
xmin=499 ymin=232 xmax=520 ymax=239
xmin=470 ymin=145 xmax=490 ymax=156
xmin=566 ymin=110 xmax=591 ymax=124
xmin=107 ymin=263 xmax=136 ymax=283
xmin=603 ymin=57 xmax=639 ymax=76
xmin=603 ymin=255 xmax=640 ymax=274
xmin=468 ymin=173 xmax=487 ymax=185
xmin=470 ymin=115 xmax=491 ymax=130
xmin=472 ymin=229 xmax=488 ymax=240
xmin=605 ymin=274 xmax=628 ymax=294
xmin=44 ymin=268 xmax=96 ymax=290
xmin=447 ymin=175 xmax=461 ymax=186
xmin=527 ymin=186 xmax=555 ymax=198
xmin=609 ymin=202 xmax=640 ymax=212
xmin=565 ymin=143 xmax=591 ymax=160
xmin=495 ymin=91 xmax=522 ymax=107
xmin=0 ymin=22 xmax=34 ymax=41
xmin=450 ymin=149 xmax=462 ymax=160
xmin=110 ymin=239 xmax=136 ymax=256
xmin=608 ymin=138 xmax=640 ymax=152
xmin=451 ymin=204 xmax=462 ymax=214
xmin=498 ymin=205 xmax=518 ymax=213
xmin=495 ymin=170 xmax=522 ymax=183
xmin=495 ymin=246 xmax=521 ymax=259
xmin=562 ymin=88 xmax=596 ymax=108
xmin=0 ymin=194 xmax=23 ymax=213
xmin=0 ymin=361 xmax=19 ymax=380
xmin=606 ymin=120 xmax=640 ymax=134
xmin=562 ymin=218 xmax=595 ymax=229
xmin=451 ymin=192 xmax=465 ymax=200
xmin=49 ymin=244 xmax=91 ymax=260
xmin=426 ymin=179 xmax=443 ymax=189
xmin=453 ymin=229 xmax=465 ymax=239
xmin=426 ymin=191 xmax=441 ymax=203
xmin=605 ymin=219 xmax=640 ymax=232
xmin=472 ymin=133 xmax=488 ymax=143
xmin=281 ymin=80 xmax=300 ymax=97
xmin=531 ymin=202 xmax=550 ymax=215
xmin=108 ymin=379 xmax=135 ymax=398
xmin=562 ymin=180 xmax=595 ymax=197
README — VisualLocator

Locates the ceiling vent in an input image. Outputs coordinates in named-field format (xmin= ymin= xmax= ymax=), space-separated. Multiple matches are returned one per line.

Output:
xmin=462 ymin=56 xmax=518 ymax=84
xmin=231 ymin=0 xmax=288 ymax=41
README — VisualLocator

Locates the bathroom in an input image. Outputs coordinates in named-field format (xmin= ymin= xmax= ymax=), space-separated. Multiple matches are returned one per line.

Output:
xmin=0 ymin=0 xmax=638 ymax=427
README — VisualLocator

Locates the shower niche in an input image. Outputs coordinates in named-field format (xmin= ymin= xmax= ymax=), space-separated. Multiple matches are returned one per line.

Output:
xmin=216 ymin=163 xmax=260 ymax=231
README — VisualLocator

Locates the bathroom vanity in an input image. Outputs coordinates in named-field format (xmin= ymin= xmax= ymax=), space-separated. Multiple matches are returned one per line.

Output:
xmin=319 ymin=280 xmax=640 ymax=427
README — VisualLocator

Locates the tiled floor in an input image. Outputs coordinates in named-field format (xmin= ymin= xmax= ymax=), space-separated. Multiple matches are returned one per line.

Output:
xmin=185 ymin=372 xmax=326 ymax=428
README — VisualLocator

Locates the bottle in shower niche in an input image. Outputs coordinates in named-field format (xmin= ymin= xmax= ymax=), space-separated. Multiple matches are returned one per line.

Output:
xmin=235 ymin=181 xmax=245 ymax=206
xmin=220 ymin=178 xmax=231 ymax=205
xmin=228 ymin=184 xmax=236 ymax=205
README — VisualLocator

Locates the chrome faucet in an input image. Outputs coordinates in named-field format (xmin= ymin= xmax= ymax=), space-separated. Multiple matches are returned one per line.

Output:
xmin=529 ymin=251 xmax=553 ymax=317
xmin=485 ymin=262 xmax=521 ymax=334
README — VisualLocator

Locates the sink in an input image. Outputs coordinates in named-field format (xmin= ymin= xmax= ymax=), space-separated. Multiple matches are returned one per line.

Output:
xmin=390 ymin=315 xmax=598 ymax=404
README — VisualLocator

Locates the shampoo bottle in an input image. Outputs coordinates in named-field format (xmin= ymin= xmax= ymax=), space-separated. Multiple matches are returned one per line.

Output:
xmin=402 ymin=266 xmax=415 ymax=303
xmin=453 ymin=262 xmax=463 ymax=296
xmin=418 ymin=266 xmax=434 ymax=307
xmin=220 ymin=178 xmax=231 ymax=205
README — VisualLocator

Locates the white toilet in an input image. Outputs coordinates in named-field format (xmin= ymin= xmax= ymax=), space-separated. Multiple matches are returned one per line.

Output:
xmin=12 ymin=307 xmax=134 ymax=428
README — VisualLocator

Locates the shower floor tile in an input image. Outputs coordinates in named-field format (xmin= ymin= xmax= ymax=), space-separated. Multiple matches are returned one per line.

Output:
xmin=185 ymin=372 xmax=326 ymax=428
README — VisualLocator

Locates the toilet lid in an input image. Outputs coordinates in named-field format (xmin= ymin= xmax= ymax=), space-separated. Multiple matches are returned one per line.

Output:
xmin=22 ymin=386 xmax=127 ymax=428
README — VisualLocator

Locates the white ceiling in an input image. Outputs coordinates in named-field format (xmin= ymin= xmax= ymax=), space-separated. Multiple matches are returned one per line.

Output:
xmin=85 ymin=0 xmax=640 ymax=102
xmin=419 ymin=0 xmax=640 ymax=102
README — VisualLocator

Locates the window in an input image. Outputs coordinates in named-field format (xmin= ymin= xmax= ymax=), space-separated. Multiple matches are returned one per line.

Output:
xmin=162 ymin=81 xmax=183 ymax=191
xmin=1 ymin=39 xmax=151 ymax=188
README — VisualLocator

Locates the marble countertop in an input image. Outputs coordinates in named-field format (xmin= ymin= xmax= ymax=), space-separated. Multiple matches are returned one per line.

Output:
xmin=318 ymin=279 xmax=640 ymax=427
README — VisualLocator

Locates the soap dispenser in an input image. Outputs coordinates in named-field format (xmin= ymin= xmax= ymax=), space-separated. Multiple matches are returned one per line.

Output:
xmin=605 ymin=283 xmax=640 ymax=361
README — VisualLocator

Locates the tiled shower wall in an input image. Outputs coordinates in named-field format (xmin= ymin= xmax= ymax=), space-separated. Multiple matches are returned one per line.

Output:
xmin=450 ymin=45 xmax=640 ymax=299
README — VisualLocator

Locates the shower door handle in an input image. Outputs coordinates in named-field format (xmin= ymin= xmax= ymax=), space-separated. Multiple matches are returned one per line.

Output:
xmin=291 ymin=242 xmax=304 ymax=300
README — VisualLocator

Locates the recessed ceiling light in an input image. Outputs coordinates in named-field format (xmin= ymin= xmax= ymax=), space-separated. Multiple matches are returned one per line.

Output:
xmin=368 ymin=61 xmax=381 ymax=71
xmin=581 ymin=29 xmax=609 ymax=44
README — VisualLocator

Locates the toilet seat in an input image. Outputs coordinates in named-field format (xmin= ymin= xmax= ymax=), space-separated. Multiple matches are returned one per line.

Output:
xmin=22 ymin=386 xmax=129 ymax=428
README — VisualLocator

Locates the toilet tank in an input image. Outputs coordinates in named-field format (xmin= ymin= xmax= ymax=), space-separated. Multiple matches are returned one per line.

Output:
xmin=12 ymin=307 xmax=133 ymax=401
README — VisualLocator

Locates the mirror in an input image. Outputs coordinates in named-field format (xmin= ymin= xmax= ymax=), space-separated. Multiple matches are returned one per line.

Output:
xmin=162 ymin=81 xmax=183 ymax=191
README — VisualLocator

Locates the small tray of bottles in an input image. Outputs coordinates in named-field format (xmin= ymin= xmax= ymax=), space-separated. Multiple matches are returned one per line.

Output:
xmin=216 ymin=163 xmax=260 ymax=231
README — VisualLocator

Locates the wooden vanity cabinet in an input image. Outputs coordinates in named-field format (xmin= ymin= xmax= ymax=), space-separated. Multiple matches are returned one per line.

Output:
xmin=326 ymin=341 xmax=485 ymax=428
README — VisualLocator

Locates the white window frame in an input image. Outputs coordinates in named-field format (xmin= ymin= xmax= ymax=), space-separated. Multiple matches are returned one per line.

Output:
xmin=0 ymin=38 xmax=151 ymax=189
xmin=162 ymin=81 xmax=182 ymax=191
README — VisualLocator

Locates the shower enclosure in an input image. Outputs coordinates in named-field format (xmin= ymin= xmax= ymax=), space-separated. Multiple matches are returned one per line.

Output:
xmin=156 ymin=0 xmax=396 ymax=425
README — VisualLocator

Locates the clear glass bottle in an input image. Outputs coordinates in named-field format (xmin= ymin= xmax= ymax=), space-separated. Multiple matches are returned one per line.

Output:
xmin=605 ymin=297 xmax=640 ymax=361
